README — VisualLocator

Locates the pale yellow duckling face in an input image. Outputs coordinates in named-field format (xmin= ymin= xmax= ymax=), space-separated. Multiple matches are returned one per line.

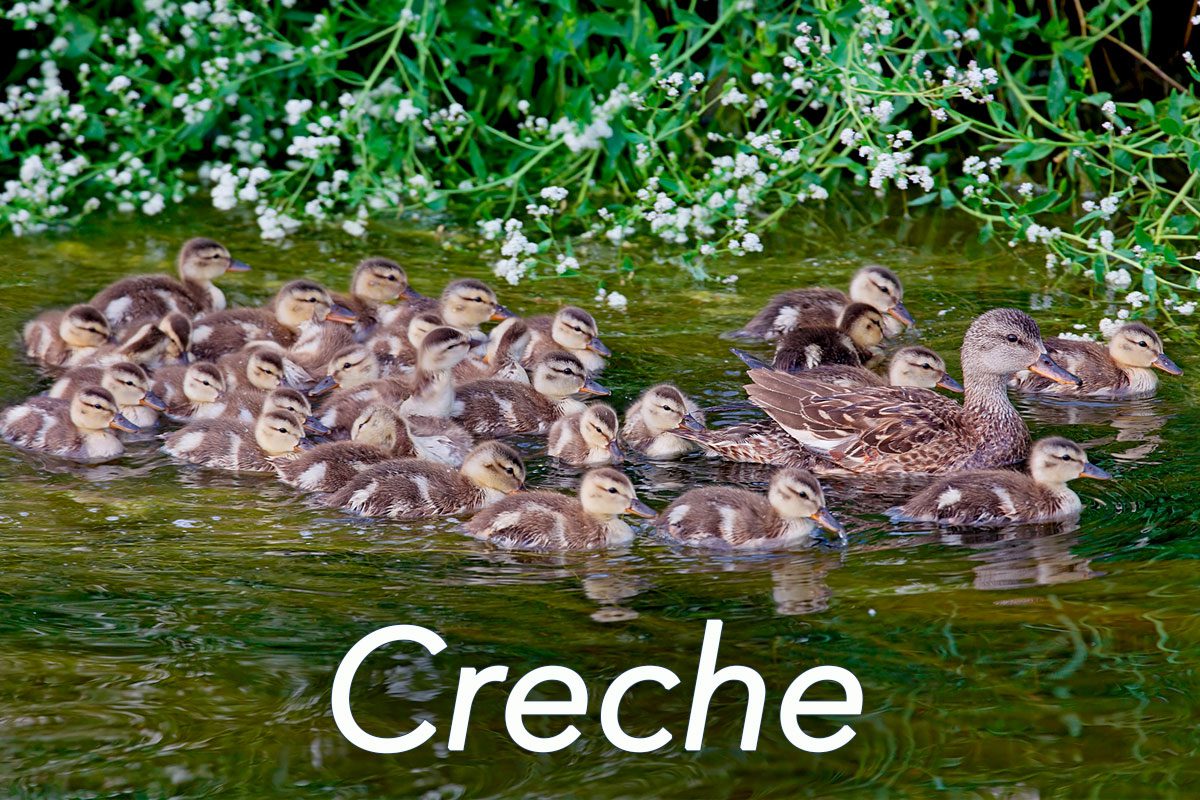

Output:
xmin=637 ymin=384 xmax=691 ymax=435
xmin=183 ymin=363 xmax=226 ymax=404
xmin=352 ymin=257 xmax=410 ymax=303
xmin=245 ymin=349 xmax=286 ymax=391
xmin=767 ymin=469 xmax=843 ymax=534
xmin=484 ymin=317 xmax=531 ymax=365
xmin=1027 ymin=437 xmax=1111 ymax=486
xmin=551 ymin=307 xmax=610 ymax=357
xmin=966 ymin=309 xmax=1079 ymax=385
xmin=324 ymin=346 xmax=380 ymax=391
xmin=60 ymin=305 xmax=110 ymax=348
xmin=1109 ymin=323 xmax=1182 ymax=374
xmin=461 ymin=440 xmax=526 ymax=493
xmin=254 ymin=410 xmax=306 ymax=456
xmin=349 ymin=405 xmax=402 ymax=451
xmin=417 ymin=326 xmax=474 ymax=373
xmin=158 ymin=312 xmax=192 ymax=361
xmin=179 ymin=237 xmax=250 ymax=282
xmin=262 ymin=387 xmax=313 ymax=420
xmin=532 ymin=351 xmax=608 ymax=401
xmin=840 ymin=303 xmax=886 ymax=351
xmin=578 ymin=467 xmax=654 ymax=518
xmin=440 ymin=279 xmax=511 ymax=329
xmin=579 ymin=404 xmax=622 ymax=460
xmin=275 ymin=281 xmax=356 ymax=330
xmin=70 ymin=387 xmax=138 ymax=433
xmin=100 ymin=362 xmax=161 ymax=410
xmin=848 ymin=265 xmax=912 ymax=327
xmin=406 ymin=312 xmax=445 ymax=349
xmin=888 ymin=346 xmax=963 ymax=391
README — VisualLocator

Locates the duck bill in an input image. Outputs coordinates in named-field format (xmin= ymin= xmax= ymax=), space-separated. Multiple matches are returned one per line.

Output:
xmin=295 ymin=438 xmax=316 ymax=452
xmin=490 ymin=305 xmax=515 ymax=322
xmin=607 ymin=439 xmax=624 ymax=462
xmin=676 ymin=413 xmax=705 ymax=432
xmin=587 ymin=337 xmax=612 ymax=357
xmin=887 ymin=301 xmax=915 ymax=327
xmin=508 ymin=483 xmax=526 ymax=495
xmin=307 ymin=376 xmax=339 ymax=397
xmin=1029 ymin=352 xmax=1081 ymax=386
xmin=400 ymin=286 xmax=426 ymax=303
xmin=625 ymin=498 xmax=656 ymax=519
xmin=141 ymin=390 xmax=168 ymax=411
xmin=178 ymin=351 xmax=191 ymax=366
xmin=481 ymin=353 xmax=491 ymax=365
xmin=469 ymin=334 xmax=490 ymax=349
xmin=1152 ymin=353 xmax=1183 ymax=375
xmin=325 ymin=305 xmax=358 ymax=325
xmin=731 ymin=347 xmax=772 ymax=371
xmin=1081 ymin=462 xmax=1112 ymax=480
xmin=226 ymin=258 xmax=252 ymax=273
xmin=811 ymin=508 xmax=846 ymax=536
xmin=579 ymin=378 xmax=610 ymax=396
xmin=304 ymin=416 xmax=331 ymax=436
xmin=109 ymin=413 xmax=140 ymax=433
xmin=936 ymin=373 xmax=965 ymax=393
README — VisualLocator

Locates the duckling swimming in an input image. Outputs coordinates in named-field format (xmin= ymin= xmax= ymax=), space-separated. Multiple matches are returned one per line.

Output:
xmin=523 ymin=306 xmax=611 ymax=374
xmin=23 ymin=304 xmax=111 ymax=373
xmin=324 ymin=440 xmax=525 ymax=518
xmin=1010 ymin=322 xmax=1182 ymax=398
xmin=333 ymin=257 xmax=422 ymax=340
xmin=381 ymin=278 xmax=511 ymax=346
xmin=162 ymin=409 xmax=306 ymax=472
xmin=889 ymin=437 xmax=1111 ymax=526
xmin=48 ymin=361 xmax=166 ymax=429
xmin=275 ymin=405 xmax=407 ymax=492
xmin=548 ymin=403 xmax=622 ymax=465
xmin=734 ymin=344 xmax=962 ymax=391
xmin=454 ymin=317 xmax=531 ymax=385
xmin=152 ymin=363 xmax=229 ymax=421
xmin=368 ymin=311 xmax=445 ymax=375
xmin=464 ymin=467 xmax=654 ymax=550
xmin=215 ymin=346 xmax=287 ymax=393
xmin=2 ymin=387 xmax=138 ymax=462
xmin=454 ymin=351 xmax=608 ymax=437
xmin=658 ymin=468 xmax=843 ymax=548
xmin=90 ymin=311 xmax=191 ymax=371
xmin=228 ymin=386 xmax=328 ymax=436
xmin=771 ymin=303 xmax=886 ymax=371
xmin=621 ymin=384 xmax=705 ymax=459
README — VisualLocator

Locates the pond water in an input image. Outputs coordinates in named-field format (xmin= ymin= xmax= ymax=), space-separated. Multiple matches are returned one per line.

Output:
xmin=1 ymin=206 xmax=1198 ymax=798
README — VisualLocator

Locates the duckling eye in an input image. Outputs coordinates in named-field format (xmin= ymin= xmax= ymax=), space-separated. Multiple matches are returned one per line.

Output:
xmin=277 ymin=427 xmax=288 ymax=434
xmin=504 ymin=466 xmax=514 ymax=475
xmin=608 ymin=487 xmax=618 ymax=494
xmin=386 ymin=274 xmax=397 ymax=281
xmin=662 ymin=404 xmax=672 ymax=411
xmin=1138 ymin=340 xmax=1148 ymax=348
xmin=876 ymin=284 xmax=891 ymax=295
xmin=1060 ymin=454 xmax=1073 ymax=462
xmin=1006 ymin=334 xmax=1019 ymax=343
xmin=921 ymin=363 xmax=932 ymax=370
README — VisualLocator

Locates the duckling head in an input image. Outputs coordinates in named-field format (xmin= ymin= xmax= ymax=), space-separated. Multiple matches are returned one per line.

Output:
xmin=263 ymin=387 xmax=327 ymax=435
xmin=440 ymin=279 xmax=511 ymax=328
xmin=407 ymin=312 xmax=445 ymax=349
xmin=767 ymin=469 xmax=843 ymax=535
xmin=70 ymin=387 xmax=138 ymax=433
xmin=245 ymin=347 xmax=286 ymax=391
xmin=417 ymin=327 xmax=474 ymax=373
xmin=532 ymin=351 xmax=607 ymax=400
xmin=183 ymin=363 xmax=226 ymax=404
xmin=350 ymin=405 xmax=402 ymax=451
xmin=848 ymin=265 xmax=912 ymax=327
xmin=316 ymin=346 xmax=379 ymax=394
xmin=551 ymin=307 xmax=610 ymax=357
xmin=461 ymin=440 xmax=526 ymax=493
xmin=254 ymin=410 xmax=306 ymax=456
xmin=275 ymin=280 xmax=356 ymax=330
xmin=484 ymin=317 xmax=531 ymax=365
xmin=888 ymin=346 xmax=963 ymax=391
xmin=60 ymin=305 xmax=110 ymax=348
xmin=963 ymin=308 xmax=1079 ymax=386
xmin=178 ymin=237 xmax=250 ymax=282
xmin=352 ymin=257 xmax=413 ymax=303
xmin=101 ymin=361 xmax=163 ymax=410
xmin=580 ymin=403 xmax=622 ymax=462
xmin=158 ymin=312 xmax=192 ymax=363
xmin=839 ymin=302 xmax=886 ymax=351
xmin=1028 ymin=437 xmax=1111 ymax=486
xmin=1108 ymin=322 xmax=1182 ymax=375
xmin=637 ymin=383 xmax=692 ymax=435
xmin=578 ymin=467 xmax=654 ymax=518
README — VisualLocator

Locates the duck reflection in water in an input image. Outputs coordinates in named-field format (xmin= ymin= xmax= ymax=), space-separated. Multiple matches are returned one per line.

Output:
xmin=1017 ymin=395 xmax=1169 ymax=462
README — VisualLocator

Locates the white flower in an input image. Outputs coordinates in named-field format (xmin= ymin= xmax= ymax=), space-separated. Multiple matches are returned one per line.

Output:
xmin=141 ymin=193 xmax=165 ymax=216
xmin=1124 ymin=290 xmax=1148 ymax=309
xmin=605 ymin=291 xmax=628 ymax=310
xmin=721 ymin=85 xmax=748 ymax=106
xmin=1098 ymin=317 xmax=1122 ymax=338
xmin=555 ymin=255 xmax=579 ymax=274
xmin=394 ymin=98 xmax=421 ymax=123
xmin=105 ymin=75 xmax=131 ymax=93
xmin=1177 ymin=301 xmax=1196 ymax=315
xmin=540 ymin=186 xmax=568 ymax=202
xmin=1104 ymin=268 xmax=1132 ymax=289
xmin=342 ymin=219 xmax=366 ymax=237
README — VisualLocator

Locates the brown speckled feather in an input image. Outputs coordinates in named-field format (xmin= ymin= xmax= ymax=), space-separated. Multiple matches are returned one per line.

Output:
xmin=275 ymin=441 xmax=398 ymax=492
xmin=464 ymin=491 xmax=610 ymax=550
xmin=324 ymin=459 xmax=490 ymax=518
xmin=729 ymin=288 xmax=848 ymax=340
xmin=454 ymin=380 xmax=560 ymax=436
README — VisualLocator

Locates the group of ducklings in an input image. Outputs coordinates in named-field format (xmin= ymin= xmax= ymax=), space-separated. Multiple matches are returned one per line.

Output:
xmin=4 ymin=243 xmax=1183 ymax=551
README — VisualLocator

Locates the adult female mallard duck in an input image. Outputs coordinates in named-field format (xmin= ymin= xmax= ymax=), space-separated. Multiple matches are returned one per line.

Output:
xmin=621 ymin=384 xmax=705 ymax=459
xmin=380 ymin=278 xmax=511 ymax=345
xmin=324 ymin=440 xmax=525 ymax=518
xmin=91 ymin=237 xmax=249 ymax=334
xmin=1010 ymin=322 xmax=1182 ymax=398
xmin=454 ymin=351 xmax=608 ymax=437
xmin=770 ymin=302 xmax=885 ymax=371
xmin=23 ymin=304 xmax=111 ymax=373
xmin=275 ymin=405 xmax=407 ymax=492
xmin=658 ymin=468 xmax=843 ymax=548
xmin=548 ymin=403 xmax=622 ymax=465
xmin=332 ymin=257 xmax=422 ymax=340
xmin=726 ymin=265 xmax=914 ymax=341
xmin=154 ymin=363 xmax=229 ymax=422
xmin=522 ymin=306 xmax=611 ymax=374
xmin=889 ymin=437 xmax=1110 ymax=526
xmin=454 ymin=317 xmax=531 ymax=385
xmin=464 ymin=467 xmax=654 ymax=550
xmin=2 ymin=387 xmax=138 ymax=462
xmin=48 ymin=361 xmax=166 ymax=429
xmin=740 ymin=308 xmax=1080 ymax=475
xmin=162 ymin=408 xmax=306 ymax=472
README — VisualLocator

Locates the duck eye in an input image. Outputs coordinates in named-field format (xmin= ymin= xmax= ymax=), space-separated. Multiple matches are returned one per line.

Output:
xmin=1006 ymin=334 xmax=1019 ymax=343
xmin=504 ymin=466 xmax=514 ymax=475
xmin=1138 ymin=341 xmax=1148 ymax=348
xmin=608 ymin=487 xmax=618 ymax=494
xmin=1060 ymin=454 xmax=1073 ymax=461
xmin=662 ymin=405 xmax=672 ymax=411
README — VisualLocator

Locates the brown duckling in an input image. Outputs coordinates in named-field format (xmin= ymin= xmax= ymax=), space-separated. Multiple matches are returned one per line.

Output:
xmin=1010 ymin=322 xmax=1182 ymax=398
xmin=367 ymin=311 xmax=445 ymax=375
xmin=332 ymin=257 xmax=422 ymax=340
xmin=227 ymin=386 xmax=329 ymax=436
xmin=454 ymin=351 xmax=608 ymax=437
xmin=464 ymin=467 xmax=654 ymax=550
xmin=523 ymin=306 xmax=611 ymax=374
xmin=90 ymin=311 xmax=191 ymax=371
xmin=726 ymin=265 xmax=913 ymax=340
xmin=889 ymin=437 xmax=1111 ymax=526
xmin=275 ymin=405 xmax=407 ymax=492
xmin=659 ymin=468 xmax=844 ymax=547
xmin=91 ymin=237 xmax=249 ymax=334
xmin=621 ymin=383 xmax=705 ymax=459
xmin=153 ymin=363 xmax=228 ymax=422
xmin=215 ymin=346 xmax=288 ymax=393
xmin=2 ymin=387 xmax=138 ymax=462
xmin=770 ymin=303 xmax=885 ymax=371
xmin=48 ymin=361 xmax=166 ymax=429
xmin=324 ymin=440 xmax=525 ymax=518
xmin=548 ymin=403 xmax=622 ymax=466
xmin=381 ymin=278 xmax=511 ymax=346
xmin=161 ymin=408 xmax=306 ymax=472
xmin=23 ymin=304 xmax=111 ymax=373
xmin=454 ymin=317 xmax=531 ymax=385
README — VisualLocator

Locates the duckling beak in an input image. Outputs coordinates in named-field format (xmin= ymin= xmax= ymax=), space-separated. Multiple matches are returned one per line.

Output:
xmin=481 ymin=353 xmax=491 ymax=365
xmin=936 ymin=373 xmax=965 ymax=393
xmin=325 ymin=304 xmax=358 ymax=325
xmin=295 ymin=438 xmax=316 ymax=452
xmin=304 ymin=415 xmax=331 ymax=436
xmin=607 ymin=439 xmax=624 ymax=462
xmin=887 ymin=301 xmax=915 ymax=327
xmin=490 ymin=305 xmax=515 ymax=322
xmin=580 ymin=378 xmax=610 ymax=396
xmin=731 ymin=347 xmax=772 ymax=371
xmin=811 ymin=507 xmax=846 ymax=537
xmin=469 ymin=333 xmax=490 ymax=349
xmin=400 ymin=286 xmax=426 ymax=303
xmin=676 ymin=413 xmax=706 ymax=432
xmin=625 ymin=498 xmax=656 ymax=518
xmin=508 ymin=483 xmax=526 ymax=495
xmin=1153 ymin=352 xmax=1183 ymax=375
xmin=308 ymin=376 xmax=339 ymax=397
xmin=178 ymin=351 xmax=191 ymax=366
xmin=225 ymin=258 xmax=252 ymax=273
xmin=1080 ymin=462 xmax=1112 ymax=480
xmin=587 ymin=337 xmax=612 ymax=357
xmin=109 ymin=412 xmax=140 ymax=433
xmin=141 ymin=390 xmax=167 ymax=411
xmin=1029 ymin=351 xmax=1081 ymax=386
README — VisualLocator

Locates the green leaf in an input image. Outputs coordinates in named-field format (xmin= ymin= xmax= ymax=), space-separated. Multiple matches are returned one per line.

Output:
xmin=921 ymin=121 xmax=971 ymax=146
xmin=1046 ymin=58 xmax=1067 ymax=119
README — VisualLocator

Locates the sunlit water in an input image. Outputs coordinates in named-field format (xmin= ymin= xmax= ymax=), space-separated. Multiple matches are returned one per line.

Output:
xmin=1 ymin=207 xmax=1198 ymax=797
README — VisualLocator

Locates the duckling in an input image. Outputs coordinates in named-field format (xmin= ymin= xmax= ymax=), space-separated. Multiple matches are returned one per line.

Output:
xmin=621 ymin=384 xmax=705 ymax=459
xmin=333 ymin=257 xmax=422 ymax=340
xmin=454 ymin=317 xmax=531 ymax=385
xmin=215 ymin=346 xmax=287 ymax=393
xmin=162 ymin=409 xmax=306 ymax=472
xmin=548 ymin=403 xmax=622 ymax=465
xmin=91 ymin=237 xmax=250 ymax=334
xmin=47 ymin=361 xmax=166 ymax=429
xmin=523 ymin=306 xmax=611 ymax=374
xmin=152 ymin=363 xmax=229 ymax=422
xmin=275 ymin=405 xmax=407 ymax=492
xmin=659 ymin=468 xmax=844 ymax=548
xmin=889 ymin=437 xmax=1111 ymax=526
xmin=771 ymin=303 xmax=885 ymax=371
xmin=1010 ymin=322 xmax=1182 ymax=398
xmin=381 ymin=278 xmax=511 ymax=346
xmin=454 ymin=351 xmax=609 ymax=437
xmin=190 ymin=280 xmax=356 ymax=362
xmin=92 ymin=312 xmax=191 ymax=370
xmin=324 ymin=440 xmax=525 ymax=519
xmin=2 ymin=387 xmax=138 ymax=462
xmin=464 ymin=467 xmax=654 ymax=550
xmin=401 ymin=414 xmax=476 ymax=468
xmin=23 ymin=304 xmax=111 ymax=373
xmin=727 ymin=265 xmax=913 ymax=341
xmin=734 ymin=344 xmax=963 ymax=391
xmin=228 ymin=386 xmax=328 ymax=436
xmin=367 ymin=311 xmax=445 ymax=375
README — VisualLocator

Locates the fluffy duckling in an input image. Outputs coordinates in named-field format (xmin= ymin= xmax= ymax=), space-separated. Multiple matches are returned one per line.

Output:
xmin=162 ymin=409 xmax=306 ymax=472
xmin=190 ymin=280 xmax=356 ymax=361
xmin=325 ymin=440 xmax=525 ymax=518
xmin=228 ymin=386 xmax=328 ymax=436
xmin=402 ymin=414 xmax=476 ymax=468
xmin=382 ymin=278 xmax=511 ymax=345
xmin=153 ymin=363 xmax=229 ymax=421
xmin=91 ymin=238 xmax=250 ymax=334
xmin=771 ymin=303 xmax=885 ymax=371
xmin=548 ymin=403 xmax=622 ymax=465
xmin=368 ymin=311 xmax=445 ymax=375
xmin=727 ymin=265 xmax=913 ymax=341
xmin=523 ymin=306 xmax=611 ymax=374
xmin=86 ymin=311 xmax=191 ymax=371
xmin=735 ymin=345 xmax=962 ymax=391
xmin=23 ymin=304 xmax=111 ymax=373
xmin=215 ymin=346 xmax=287 ymax=393
xmin=659 ymin=469 xmax=844 ymax=548
xmin=454 ymin=317 xmax=531 ymax=385
xmin=621 ymin=384 xmax=705 ymax=459
xmin=454 ymin=351 xmax=608 ymax=437
xmin=333 ymin=257 xmax=421 ymax=339
xmin=464 ymin=467 xmax=654 ymax=550
xmin=275 ymin=405 xmax=407 ymax=492
xmin=48 ymin=361 xmax=166 ymax=429
xmin=2 ymin=387 xmax=138 ymax=462
xmin=398 ymin=327 xmax=474 ymax=418
xmin=889 ymin=437 xmax=1111 ymax=526
xmin=1010 ymin=322 xmax=1182 ymax=398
